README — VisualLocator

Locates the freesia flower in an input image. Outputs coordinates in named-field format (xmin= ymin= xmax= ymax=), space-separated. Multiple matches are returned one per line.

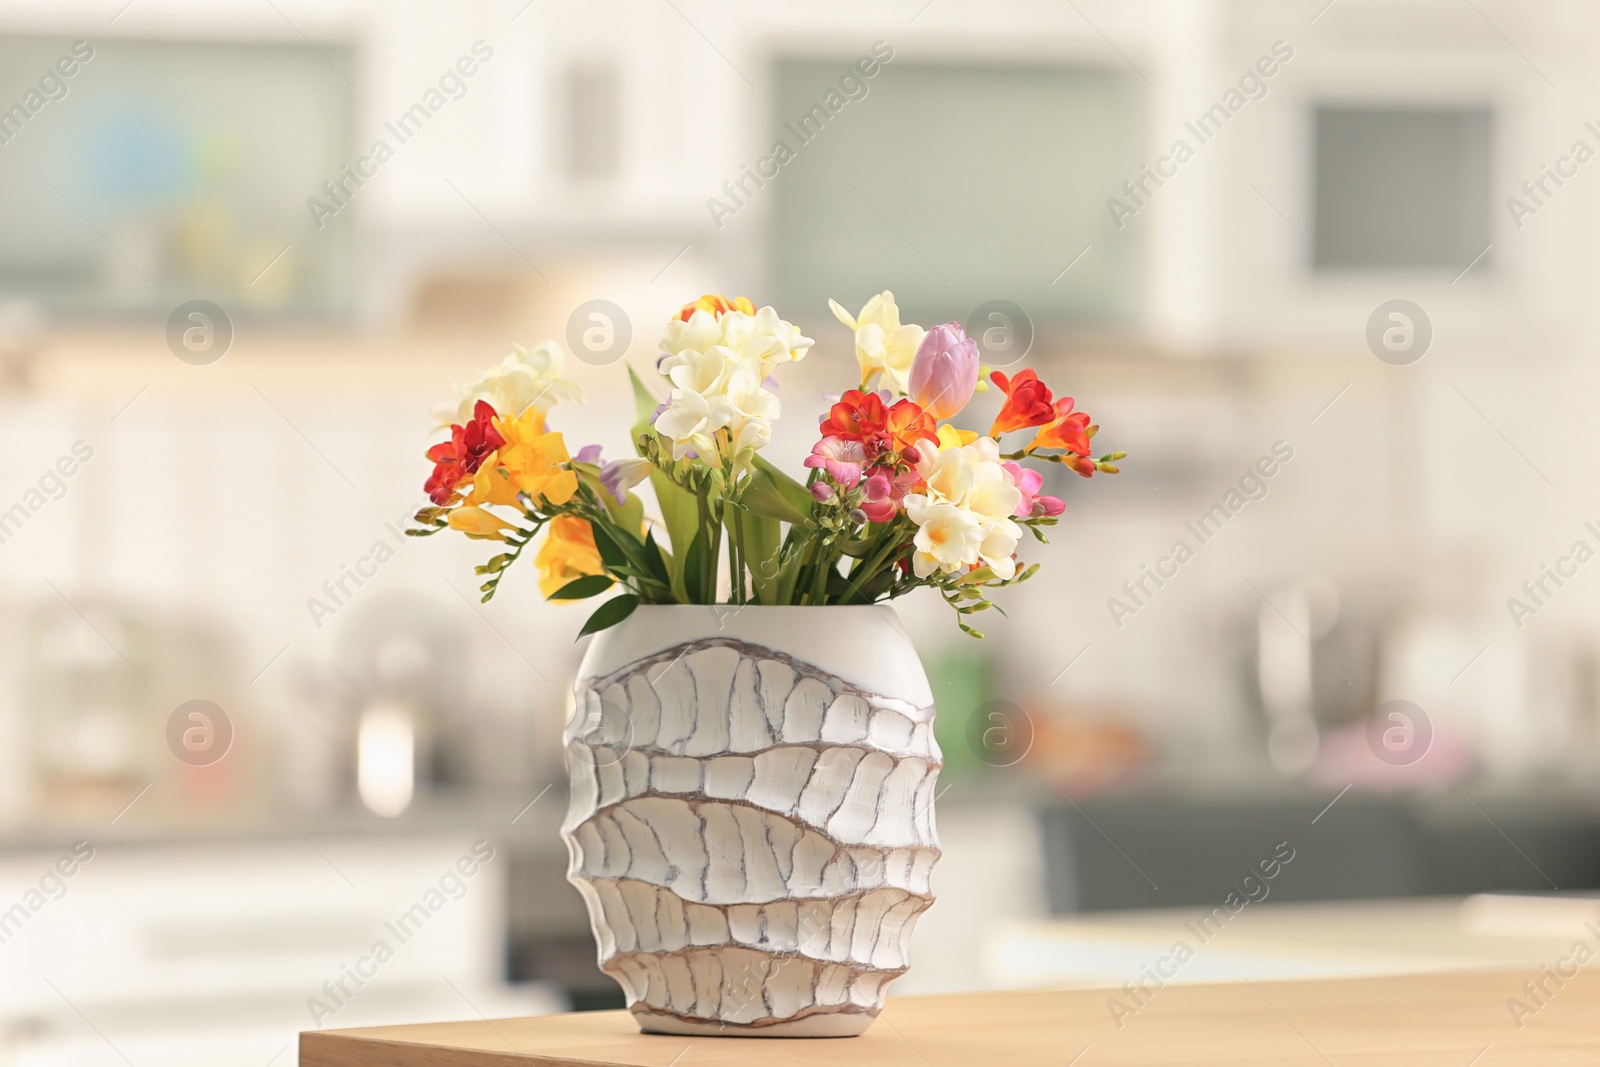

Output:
xmin=655 ymin=303 xmax=810 ymax=460
xmin=448 ymin=505 xmax=517 ymax=540
xmin=818 ymin=390 xmax=937 ymax=463
xmin=535 ymin=515 xmax=608 ymax=597
xmin=1027 ymin=399 xmax=1093 ymax=456
xmin=425 ymin=400 xmax=505 ymax=505
xmin=1004 ymin=461 xmax=1066 ymax=517
xmin=434 ymin=342 xmax=583 ymax=428
xmin=599 ymin=457 xmax=652 ymax=503
xmin=828 ymin=291 xmax=926 ymax=394
xmin=713 ymin=359 xmax=782 ymax=454
xmin=904 ymin=497 xmax=985 ymax=577
xmin=905 ymin=434 xmax=1024 ymax=578
xmin=859 ymin=470 xmax=897 ymax=523
xmin=661 ymin=305 xmax=812 ymax=377
xmin=909 ymin=322 xmax=980 ymax=419
xmin=720 ymin=306 xmax=814 ymax=372
xmin=988 ymin=369 xmax=1058 ymax=436
xmin=653 ymin=386 xmax=725 ymax=461
xmin=675 ymin=294 xmax=755 ymax=321
xmin=804 ymin=436 xmax=868 ymax=488
xmin=466 ymin=407 xmax=578 ymax=508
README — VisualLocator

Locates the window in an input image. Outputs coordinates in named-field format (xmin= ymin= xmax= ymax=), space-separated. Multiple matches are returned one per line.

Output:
xmin=771 ymin=61 xmax=1147 ymax=328
xmin=1312 ymin=105 xmax=1493 ymax=273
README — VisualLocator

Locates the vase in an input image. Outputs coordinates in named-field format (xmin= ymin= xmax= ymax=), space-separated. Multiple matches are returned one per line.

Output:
xmin=561 ymin=604 xmax=942 ymax=1037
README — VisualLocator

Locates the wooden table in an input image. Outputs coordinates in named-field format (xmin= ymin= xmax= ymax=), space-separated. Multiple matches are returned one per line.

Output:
xmin=301 ymin=968 xmax=1600 ymax=1065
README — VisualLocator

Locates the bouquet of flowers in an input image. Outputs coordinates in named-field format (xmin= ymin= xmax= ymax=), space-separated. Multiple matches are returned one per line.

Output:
xmin=411 ymin=292 xmax=1122 ymax=637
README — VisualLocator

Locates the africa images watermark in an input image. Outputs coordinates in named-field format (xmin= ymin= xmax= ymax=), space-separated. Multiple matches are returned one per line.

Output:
xmin=1506 ymin=920 xmax=1600 ymax=1029
xmin=1505 ymin=520 xmax=1600 ymax=629
xmin=1107 ymin=441 xmax=1295 ymax=628
xmin=306 ymin=840 xmax=496 ymax=1025
xmin=0 ymin=41 xmax=96 ymax=148
xmin=306 ymin=506 xmax=417 ymax=628
xmin=705 ymin=40 xmax=895 ymax=229
xmin=307 ymin=40 xmax=495 ymax=229
xmin=1106 ymin=841 xmax=1297 ymax=1029
xmin=1106 ymin=39 xmax=1294 ymax=230
xmin=1506 ymin=120 xmax=1600 ymax=230
xmin=0 ymin=440 xmax=95 ymax=548
xmin=0 ymin=842 xmax=96 ymax=947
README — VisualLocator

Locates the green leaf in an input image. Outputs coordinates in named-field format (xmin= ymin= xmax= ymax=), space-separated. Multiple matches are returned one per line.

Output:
xmin=550 ymin=574 xmax=614 ymax=600
xmin=589 ymin=522 xmax=629 ymax=571
xmin=628 ymin=364 xmax=663 ymax=427
xmin=642 ymin=530 xmax=672 ymax=586
xmin=578 ymin=593 xmax=640 ymax=638
xmin=650 ymin=469 xmax=698 ymax=601
xmin=742 ymin=454 xmax=815 ymax=526
xmin=682 ymin=528 xmax=710 ymax=605
xmin=737 ymin=512 xmax=782 ymax=604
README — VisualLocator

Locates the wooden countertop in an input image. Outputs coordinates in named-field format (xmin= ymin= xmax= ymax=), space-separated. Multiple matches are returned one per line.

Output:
xmin=301 ymin=968 xmax=1599 ymax=1065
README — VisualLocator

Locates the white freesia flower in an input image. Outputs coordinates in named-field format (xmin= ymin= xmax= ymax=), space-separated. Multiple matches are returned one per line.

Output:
xmin=829 ymin=291 xmax=926 ymax=395
xmin=664 ymin=345 xmax=739 ymax=398
xmin=654 ymin=387 xmax=727 ymax=461
xmin=661 ymin=307 xmax=813 ymax=377
xmin=655 ymin=304 xmax=811 ymax=458
xmin=711 ymin=360 xmax=782 ymax=454
xmin=904 ymin=497 xmax=986 ymax=578
xmin=905 ymin=436 xmax=1024 ymax=578
xmin=433 ymin=341 xmax=584 ymax=428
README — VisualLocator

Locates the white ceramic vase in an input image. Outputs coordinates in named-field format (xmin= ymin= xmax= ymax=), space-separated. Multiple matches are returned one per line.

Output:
xmin=561 ymin=605 xmax=942 ymax=1037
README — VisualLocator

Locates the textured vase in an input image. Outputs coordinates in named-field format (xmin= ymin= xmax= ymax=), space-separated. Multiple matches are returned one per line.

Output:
xmin=561 ymin=605 xmax=941 ymax=1037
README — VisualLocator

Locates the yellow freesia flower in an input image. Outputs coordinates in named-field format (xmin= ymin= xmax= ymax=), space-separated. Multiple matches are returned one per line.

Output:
xmin=936 ymin=424 xmax=979 ymax=449
xmin=828 ymin=291 xmax=926 ymax=395
xmin=536 ymin=514 xmax=609 ymax=597
xmin=467 ymin=407 xmax=579 ymax=508
xmin=447 ymin=505 xmax=517 ymax=540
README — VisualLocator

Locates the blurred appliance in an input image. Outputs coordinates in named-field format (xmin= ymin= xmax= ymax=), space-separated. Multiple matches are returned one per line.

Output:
xmin=1245 ymin=576 xmax=1373 ymax=776
xmin=326 ymin=592 xmax=465 ymax=817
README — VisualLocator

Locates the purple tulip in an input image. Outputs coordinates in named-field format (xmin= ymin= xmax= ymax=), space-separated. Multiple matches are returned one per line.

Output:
xmin=909 ymin=322 xmax=979 ymax=419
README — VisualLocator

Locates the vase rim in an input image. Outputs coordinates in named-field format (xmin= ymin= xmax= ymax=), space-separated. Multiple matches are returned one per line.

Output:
xmin=576 ymin=602 xmax=930 ymax=704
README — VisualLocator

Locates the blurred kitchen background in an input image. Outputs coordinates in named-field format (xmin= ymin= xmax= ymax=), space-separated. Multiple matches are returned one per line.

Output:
xmin=3 ymin=0 xmax=1600 ymax=1062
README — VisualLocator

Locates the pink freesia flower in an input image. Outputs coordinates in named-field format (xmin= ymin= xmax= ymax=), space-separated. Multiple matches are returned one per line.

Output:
xmin=909 ymin=322 xmax=980 ymax=419
xmin=803 ymin=436 xmax=867 ymax=487
xmin=1004 ymin=461 xmax=1066 ymax=518
xmin=859 ymin=465 xmax=921 ymax=523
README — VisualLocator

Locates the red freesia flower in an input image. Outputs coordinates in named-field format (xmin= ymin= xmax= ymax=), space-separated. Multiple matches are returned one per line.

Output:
xmin=988 ymin=369 xmax=1058 ymax=436
xmin=819 ymin=390 xmax=936 ymax=462
xmin=425 ymin=400 xmax=504 ymax=505
xmin=884 ymin=398 xmax=937 ymax=454
xmin=1027 ymin=398 xmax=1092 ymax=456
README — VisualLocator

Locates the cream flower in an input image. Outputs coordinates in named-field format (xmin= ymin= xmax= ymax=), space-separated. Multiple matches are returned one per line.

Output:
xmin=654 ymin=387 xmax=727 ymax=461
xmin=661 ymin=307 xmax=813 ymax=378
xmin=904 ymin=497 xmax=986 ymax=578
xmin=664 ymin=344 xmax=740 ymax=397
xmin=711 ymin=360 xmax=781 ymax=454
xmin=829 ymin=291 xmax=926 ymax=395
xmin=656 ymin=304 xmax=810 ymax=457
xmin=905 ymin=434 xmax=1024 ymax=578
xmin=434 ymin=341 xmax=584 ymax=428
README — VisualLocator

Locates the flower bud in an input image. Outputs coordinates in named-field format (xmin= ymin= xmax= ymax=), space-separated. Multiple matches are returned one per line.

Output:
xmin=908 ymin=322 xmax=980 ymax=420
